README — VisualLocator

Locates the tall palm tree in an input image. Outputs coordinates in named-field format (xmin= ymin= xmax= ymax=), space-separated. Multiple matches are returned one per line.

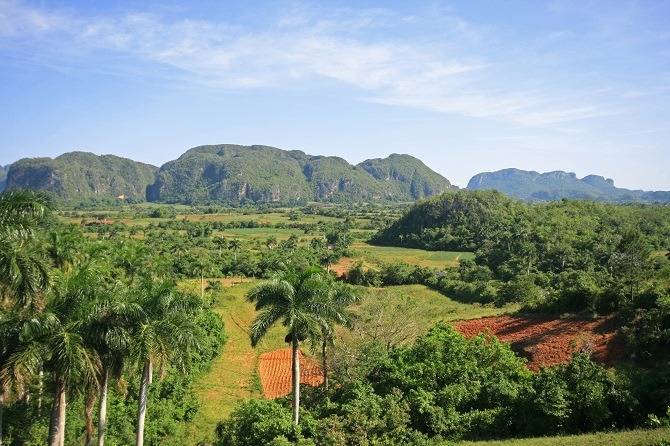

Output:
xmin=189 ymin=249 xmax=215 ymax=300
xmin=0 ymin=190 xmax=52 ymax=445
xmin=315 ymin=282 xmax=358 ymax=393
xmin=129 ymin=279 xmax=200 ymax=446
xmin=228 ymin=239 xmax=242 ymax=262
xmin=6 ymin=263 xmax=101 ymax=446
xmin=82 ymin=287 xmax=142 ymax=446
xmin=212 ymin=236 xmax=227 ymax=257
xmin=247 ymin=267 xmax=351 ymax=424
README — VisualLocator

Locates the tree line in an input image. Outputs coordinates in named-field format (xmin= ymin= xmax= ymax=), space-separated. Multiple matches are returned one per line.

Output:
xmin=0 ymin=190 xmax=225 ymax=445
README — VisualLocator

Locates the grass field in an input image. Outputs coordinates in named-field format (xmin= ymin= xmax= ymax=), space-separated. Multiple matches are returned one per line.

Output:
xmin=183 ymin=280 xmax=292 ymax=445
xmin=450 ymin=428 xmax=670 ymax=446
xmin=350 ymin=242 xmax=475 ymax=269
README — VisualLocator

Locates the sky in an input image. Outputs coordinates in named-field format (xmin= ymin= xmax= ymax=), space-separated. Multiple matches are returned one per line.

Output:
xmin=1 ymin=0 xmax=669 ymax=190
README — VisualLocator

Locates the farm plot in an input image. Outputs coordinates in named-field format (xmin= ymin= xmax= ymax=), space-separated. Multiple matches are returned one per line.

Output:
xmin=258 ymin=349 xmax=323 ymax=399
xmin=455 ymin=316 xmax=626 ymax=371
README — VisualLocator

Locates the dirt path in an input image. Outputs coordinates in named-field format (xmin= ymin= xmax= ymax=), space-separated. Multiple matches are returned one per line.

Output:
xmin=186 ymin=282 xmax=265 ymax=444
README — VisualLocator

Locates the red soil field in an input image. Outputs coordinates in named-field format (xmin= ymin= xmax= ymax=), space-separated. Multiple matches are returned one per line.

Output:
xmin=330 ymin=258 xmax=357 ymax=277
xmin=258 ymin=349 xmax=323 ymax=399
xmin=455 ymin=316 xmax=626 ymax=371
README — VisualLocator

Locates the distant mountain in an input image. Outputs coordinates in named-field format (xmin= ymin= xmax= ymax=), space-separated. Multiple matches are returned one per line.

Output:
xmin=466 ymin=168 xmax=670 ymax=203
xmin=0 ymin=164 xmax=9 ymax=192
xmin=147 ymin=144 xmax=455 ymax=204
xmin=6 ymin=152 xmax=158 ymax=201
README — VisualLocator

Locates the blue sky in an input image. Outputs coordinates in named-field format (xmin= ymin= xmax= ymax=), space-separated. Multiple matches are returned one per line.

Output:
xmin=1 ymin=0 xmax=669 ymax=190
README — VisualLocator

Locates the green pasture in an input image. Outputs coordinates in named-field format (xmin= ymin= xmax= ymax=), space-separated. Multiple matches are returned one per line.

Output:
xmin=350 ymin=242 xmax=475 ymax=268
xmin=451 ymin=428 xmax=670 ymax=446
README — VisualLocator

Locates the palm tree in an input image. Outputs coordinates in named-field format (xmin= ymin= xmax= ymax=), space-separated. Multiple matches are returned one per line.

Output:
xmin=212 ymin=236 xmax=227 ymax=257
xmin=228 ymin=239 xmax=242 ymax=262
xmin=0 ymin=190 xmax=53 ymax=445
xmin=0 ymin=190 xmax=52 ymax=309
xmin=82 ymin=287 xmax=142 ymax=446
xmin=6 ymin=263 xmax=101 ymax=446
xmin=189 ymin=249 xmax=215 ymax=300
xmin=315 ymin=282 xmax=358 ymax=393
xmin=129 ymin=279 xmax=200 ymax=446
xmin=247 ymin=267 xmax=351 ymax=424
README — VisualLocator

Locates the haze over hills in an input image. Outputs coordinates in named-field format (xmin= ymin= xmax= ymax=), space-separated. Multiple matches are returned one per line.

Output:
xmin=4 ymin=145 xmax=455 ymax=204
xmin=466 ymin=168 xmax=670 ymax=203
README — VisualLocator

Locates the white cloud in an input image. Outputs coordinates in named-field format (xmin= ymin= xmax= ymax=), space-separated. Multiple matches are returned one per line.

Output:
xmin=0 ymin=1 xmax=662 ymax=129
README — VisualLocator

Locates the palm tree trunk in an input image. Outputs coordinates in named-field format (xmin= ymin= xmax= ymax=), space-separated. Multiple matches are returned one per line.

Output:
xmin=322 ymin=338 xmax=329 ymax=393
xmin=85 ymin=390 xmax=95 ymax=446
xmin=0 ymin=390 xmax=4 ymax=446
xmin=200 ymin=269 xmax=205 ymax=300
xmin=48 ymin=380 xmax=66 ymax=446
xmin=136 ymin=361 xmax=152 ymax=446
xmin=98 ymin=366 xmax=109 ymax=446
xmin=37 ymin=365 xmax=43 ymax=417
xmin=292 ymin=335 xmax=300 ymax=425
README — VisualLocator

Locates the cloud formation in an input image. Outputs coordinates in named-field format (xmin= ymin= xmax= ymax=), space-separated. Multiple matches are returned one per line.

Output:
xmin=3 ymin=1 xmax=651 ymax=130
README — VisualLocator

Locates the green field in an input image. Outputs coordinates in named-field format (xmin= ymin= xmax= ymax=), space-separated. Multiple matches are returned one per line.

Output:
xmin=350 ymin=242 xmax=475 ymax=268
xmin=452 ymin=428 xmax=670 ymax=446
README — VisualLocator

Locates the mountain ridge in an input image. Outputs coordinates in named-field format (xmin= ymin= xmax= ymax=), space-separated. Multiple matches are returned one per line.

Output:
xmin=466 ymin=168 xmax=670 ymax=203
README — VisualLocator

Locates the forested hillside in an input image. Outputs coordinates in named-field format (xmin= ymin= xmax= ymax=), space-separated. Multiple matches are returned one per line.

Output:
xmin=5 ymin=152 xmax=157 ymax=202
xmin=467 ymin=168 xmax=670 ymax=203
xmin=147 ymin=144 xmax=454 ymax=204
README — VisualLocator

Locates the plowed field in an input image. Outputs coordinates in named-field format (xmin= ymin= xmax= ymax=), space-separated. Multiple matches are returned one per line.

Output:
xmin=455 ymin=316 xmax=626 ymax=371
xmin=258 ymin=348 xmax=323 ymax=398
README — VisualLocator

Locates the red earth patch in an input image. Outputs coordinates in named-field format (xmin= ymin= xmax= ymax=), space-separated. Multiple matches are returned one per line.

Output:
xmin=258 ymin=348 xmax=323 ymax=399
xmin=455 ymin=316 xmax=627 ymax=371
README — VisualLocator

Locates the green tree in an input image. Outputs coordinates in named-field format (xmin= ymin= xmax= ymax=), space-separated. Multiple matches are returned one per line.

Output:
xmin=129 ymin=279 xmax=201 ymax=446
xmin=213 ymin=236 xmax=228 ymax=257
xmin=247 ymin=267 xmax=348 ymax=424
xmin=228 ymin=239 xmax=242 ymax=262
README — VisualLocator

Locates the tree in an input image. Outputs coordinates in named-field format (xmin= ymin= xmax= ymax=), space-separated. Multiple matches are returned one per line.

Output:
xmin=247 ymin=267 xmax=351 ymax=424
xmin=609 ymin=228 xmax=653 ymax=307
xmin=129 ymin=279 xmax=201 ymax=446
xmin=213 ymin=236 xmax=227 ymax=257
xmin=82 ymin=287 xmax=142 ymax=446
xmin=0 ymin=190 xmax=52 ymax=309
xmin=7 ymin=263 xmax=101 ymax=446
xmin=229 ymin=239 xmax=242 ymax=262
xmin=189 ymin=248 xmax=216 ymax=300
xmin=314 ymin=282 xmax=358 ymax=393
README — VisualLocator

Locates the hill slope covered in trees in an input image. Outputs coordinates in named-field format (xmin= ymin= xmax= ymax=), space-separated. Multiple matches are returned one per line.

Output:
xmin=5 ymin=152 xmax=157 ymax=201
xmin=146 ymin=144 xmax=455 ymax=204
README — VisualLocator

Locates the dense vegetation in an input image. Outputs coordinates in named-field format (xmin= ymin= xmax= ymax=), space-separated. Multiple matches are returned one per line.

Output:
xmin=467 ymin=168 xmax=670 ymax=203
xmin=0 ymin=190 xmax=225 ymax=445
xmin=5 ymin=152 xmax=157 ymax=202
xmin=2 ymin=187 xmax=670 ymax=445
xmin=147 ymin=145 xmax=454 ymax=204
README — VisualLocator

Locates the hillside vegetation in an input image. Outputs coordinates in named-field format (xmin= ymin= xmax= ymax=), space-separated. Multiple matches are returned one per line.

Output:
xmin=467 ymin=168 xmax=670 ymax=203
xmin=5 ymin=152 xmax=157 ymax=201
xmin=147 ymin=144 xmax=455 ymax=204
